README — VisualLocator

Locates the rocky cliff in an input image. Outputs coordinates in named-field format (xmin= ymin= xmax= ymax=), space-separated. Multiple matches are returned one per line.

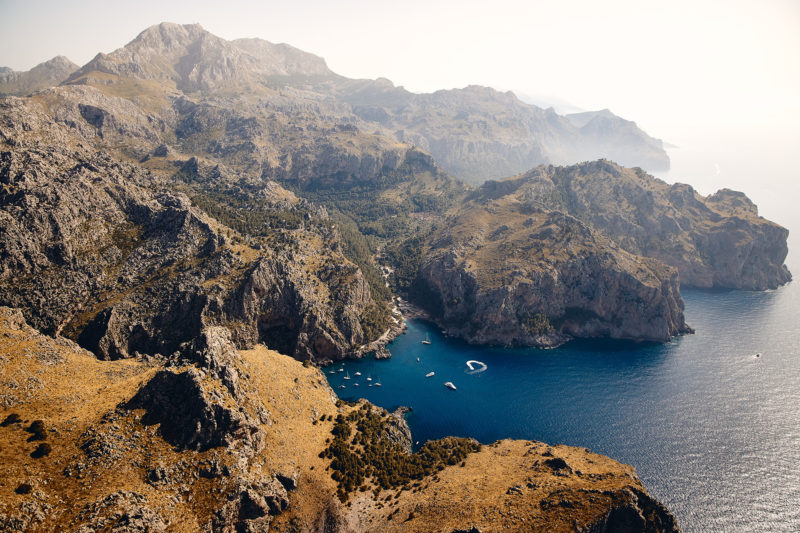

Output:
xmin=0 ymin=97 xmax=386 ymax=362
xmin=505 ymin=160 xmax=792 ymax=289
xmin=0 ymin=307 xmax=681 ymax=532
xmin=416 ymin=188 xmax=690 ymax=346
xmin=343 ymin=83 xmax=670 ymax=183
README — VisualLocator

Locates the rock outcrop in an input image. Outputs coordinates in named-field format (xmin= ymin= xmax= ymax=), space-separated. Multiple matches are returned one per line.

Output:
xmin=0 ymin=97 xmax=383 ymax=362
xmin=125 ymin=367 xmax=264 ymax=451
xmin=582 ymin=487 xmax=680 ymax=533
xmin=504 ymin=160 xmax=791 ymax=289
xmin=418 ymin=202 xmax=690 ymax=346
xmin=343 ymin=83 xmax=670 ymax=183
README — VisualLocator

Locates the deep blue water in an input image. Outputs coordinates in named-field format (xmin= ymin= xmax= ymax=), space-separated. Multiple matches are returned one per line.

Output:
xmin=326 ymin=282 xmax=800 ymax=532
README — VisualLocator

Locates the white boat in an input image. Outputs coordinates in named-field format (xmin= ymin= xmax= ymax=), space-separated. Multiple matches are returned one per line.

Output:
xmin=339 ymin=385 xmax=346 ymax=389
xmin=465 ymin=360 xmax=488 ymax=374
xmin=444 ymin=381 xmax=456 ymax=390
xmin=426 ymin=371 xmax=435 ymax=378
xmin=374 ymin=380 xmax=382 ymax=387
xmin=337 ymin=368 xmax=344 ymax=373
xmin=355 ymin=371 xmax=362 ymax=376
xmin=421 ymin=335 xmax=431 ymax=345
xmin=354 ymin=383 xmax=359 ymax=387
xmin=366 ymin=375 xmax=372 ymax=382
xmin=343 ymin=372 xmax=350 ymax=380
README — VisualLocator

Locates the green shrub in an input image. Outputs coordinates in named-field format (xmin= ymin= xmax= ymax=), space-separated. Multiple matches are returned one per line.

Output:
xmin=31 ymin=443 xmax=52 ymax=458
xmin=25 ymin=420 xmax=46 ymax=442
xmin=1 ymin=413 xmax=21 ymax=426
xmin=322 ymin=406 xmax=480 ymax=500
xmin=14 ymin=483 xmax=32 ymax=495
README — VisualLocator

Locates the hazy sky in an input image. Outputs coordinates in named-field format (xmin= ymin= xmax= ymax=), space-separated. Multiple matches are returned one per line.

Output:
xmin=1 ymin=0 xmax=797 ymax=136
xmin=1 ymin=0 xmax=799 ymax=243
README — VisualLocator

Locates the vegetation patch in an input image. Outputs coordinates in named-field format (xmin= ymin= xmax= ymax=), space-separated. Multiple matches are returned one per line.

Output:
xmin=320 ymin=403 xmax=480 ymax=502
xmin=31 ymin=442 xmax=52 ymax=458
xmin=1 ymin=413 xmax=21 ymax=426
xmin=25 ymin=419 xmax=47 ymax=441
xmin=520 ymin=313 xmax=554 ymax=335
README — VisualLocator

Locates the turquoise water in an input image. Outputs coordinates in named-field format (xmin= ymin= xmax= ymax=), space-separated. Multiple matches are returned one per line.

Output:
xmin=326 ymin=282 xmax=800 ymax=532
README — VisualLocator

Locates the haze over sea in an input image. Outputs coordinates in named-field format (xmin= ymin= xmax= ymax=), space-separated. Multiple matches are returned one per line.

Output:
xmin=328 ymin=141 xmax=800 ymax=533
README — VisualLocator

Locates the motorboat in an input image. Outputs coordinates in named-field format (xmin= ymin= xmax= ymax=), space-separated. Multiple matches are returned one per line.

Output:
xmin=444 ymin=381 xmax=456 ymax=390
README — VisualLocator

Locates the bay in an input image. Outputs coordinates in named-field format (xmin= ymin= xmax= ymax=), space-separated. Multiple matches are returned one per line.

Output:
xmin=326 ymin=282 xmax=800 ymax=532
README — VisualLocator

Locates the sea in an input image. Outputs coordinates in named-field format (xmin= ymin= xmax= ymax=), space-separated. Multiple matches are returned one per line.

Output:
xmin=326 ymin=280 xmax=799 ymax=532
xmin=327 ymin=135 xmax=800 ymax=532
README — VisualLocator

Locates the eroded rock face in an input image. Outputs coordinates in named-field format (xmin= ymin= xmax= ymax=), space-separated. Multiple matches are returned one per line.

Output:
xmin=509 ymin=160 xmax=791 ymax=290
xmin=582 ymin=488 xmax=680 ymax=533
xmin=71 ymin=491 xmax=167 ymax=533
xmin=0 ymin=97 xmax=380 ymax=362
xmin=212 ymin=478 xmax=290 ymax=533
xmin=419 ymin=207 xmax=690 ymax=347
xmin=125 ymin=368 xmax=263 ymax=451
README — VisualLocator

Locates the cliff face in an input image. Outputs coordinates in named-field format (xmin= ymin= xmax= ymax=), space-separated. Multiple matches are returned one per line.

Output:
xmin=0 ymin=97 xmax=382 ymax=362
xmin=0 ymin=307 xmax=681 ymax=532
xmin=344 ymin=84 xmax=670 ymax=183
xmin=509 ymin=160 xmax=791 ymax=289
xmin=417 ymin=196 xmax=690 ymax=346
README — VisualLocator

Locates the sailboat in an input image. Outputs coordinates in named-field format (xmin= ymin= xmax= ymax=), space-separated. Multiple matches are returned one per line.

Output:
xmin=343 ymin=372 xmax=351 ymax=380
xmin=366 ymin=375 xmax=372 ymax=382
xmin=374 ymin=377 xmax=382 ymax=387
xmin=421 ymin=334 xmax=431 ymax=345
xmin=354 ymin=371 xmax=362 ymax=376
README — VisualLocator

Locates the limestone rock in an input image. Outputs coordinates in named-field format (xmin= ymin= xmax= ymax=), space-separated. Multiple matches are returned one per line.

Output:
xmin=124 ymin=368 xmax=263 ymax=452
xmin=502 ymin=160 xmax=792 ymax=289
xmin=418 ymin=204 xmax=690 ymax=346
xmin=0 ymin=56 xmax=78 ymax=97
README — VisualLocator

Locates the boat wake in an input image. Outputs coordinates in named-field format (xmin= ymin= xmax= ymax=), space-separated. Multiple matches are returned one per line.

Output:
xmin=465 ymin=360 xmax=487 ymax=374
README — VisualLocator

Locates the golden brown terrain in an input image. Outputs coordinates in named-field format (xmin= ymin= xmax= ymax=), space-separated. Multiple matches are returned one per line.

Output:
xmin=0 ymin=306 xmax=678 ymax=532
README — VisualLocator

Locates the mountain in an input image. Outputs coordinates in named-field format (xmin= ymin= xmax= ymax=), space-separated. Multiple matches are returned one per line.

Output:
xmin=501 ymin=160 xmax=791 ymax=290
xmin=60 ymin=22 xmax=667 ymax=184
xmin=0 ymin=96 xmax=391 ymax=363
xmin=0 ymin=305 xmax=681 ymax=532
xmin=342 ymin=83 xmax=670 ymax=183
xmin=413 ymin=170 xmax=691 ymax=347
xmin=0 ymin=56 xmax=78 ymax=96
xmin=406 ymin=159 xmax=790 ymax=346
xmin=66 ymin=22 xmax=335 ymax=93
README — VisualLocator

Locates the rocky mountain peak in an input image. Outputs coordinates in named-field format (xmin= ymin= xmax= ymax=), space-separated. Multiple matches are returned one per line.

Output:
xmin=66 ymin=22 xmax=333 ymax=92
xmin=0 ymin=55 xmax=78 ymax=96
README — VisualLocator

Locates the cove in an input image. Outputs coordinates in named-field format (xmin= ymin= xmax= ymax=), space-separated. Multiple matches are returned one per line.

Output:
xmin=325 ymin=283 xmax=800 ymax=533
